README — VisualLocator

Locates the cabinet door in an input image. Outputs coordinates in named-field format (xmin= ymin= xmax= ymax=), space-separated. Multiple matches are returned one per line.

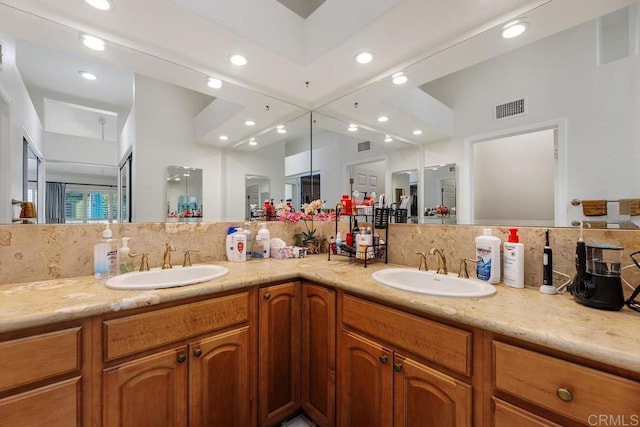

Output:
xmin=189 ymin=326 xmax=253 ymax=427
xmin=259 ymin=283 xmax=301 ymax=426
xmin=103 ymin=347 xmax=188 ymax=427
xmin=393 ymin=354 xmax=472 ymax=427
xmin=338 ymin=330 xmax=392 ymax=427
xmin=302 ymin=283 xmax=336 ymax=427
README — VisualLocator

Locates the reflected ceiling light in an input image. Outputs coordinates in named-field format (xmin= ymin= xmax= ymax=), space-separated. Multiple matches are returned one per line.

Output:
xmin=81 ymin=34 xmax=105 ymax=51
xmin=413 ymin=129 xmax=423 ymax=135
xmin=207 ymin=77 xmax=222 ymax=89
xmin=219 ymin=135 xmax=229 ymax=141
xmin=183 ymin=172 xmax=190 ymax=177
xmin=384 ymin=135 xmax=393 ymax=143
xmin=502 ymin=19 xmax=528 ymax=39
xmin=174 ymin=177 xmax=181 ymax=181
xmin=78 ymin=71 xmax=98 ymax=80
xmin=392 ymin=72 xmax=408 ymax=85
xmin=276 ymin=125 xmax=287 ymax=134
xmin=348 ymin=124 xmax=358 ymax=132
xmin=229 ymin=54 xmax=248 ymax=66
xmin=355 ymin=51 xmax=373 ymax=64
xmin=84 ymin=0 xmax=112 ymax=11
xmin=244 ymin=120 xmax=255 ymax=126
xmin=377 ymin=115 xmax=389 ymax=122
xmin=249 ymin=137 xmax=258 ymax=146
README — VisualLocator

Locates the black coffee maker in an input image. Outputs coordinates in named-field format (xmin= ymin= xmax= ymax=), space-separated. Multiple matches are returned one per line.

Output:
xmin=572 ymin=242 xmax=625 ymax=311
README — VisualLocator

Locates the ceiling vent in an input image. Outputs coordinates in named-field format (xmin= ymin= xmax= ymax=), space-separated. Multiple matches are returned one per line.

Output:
xmin=495 ymin=97 xmax=527 ymax=120
xmin=357 ymin=141 xmax=371 ymax=152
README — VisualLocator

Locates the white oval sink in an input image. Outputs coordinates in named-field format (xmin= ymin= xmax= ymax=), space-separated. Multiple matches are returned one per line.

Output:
xmin=105 ymin=265 xmax=229 ymax=290
xmin=371 ymin=268 xmax=496 ymax=298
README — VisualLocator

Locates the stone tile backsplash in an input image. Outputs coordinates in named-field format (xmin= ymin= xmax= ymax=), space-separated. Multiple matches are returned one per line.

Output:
xmin=1 ymin=221 xmax=640 ymax=291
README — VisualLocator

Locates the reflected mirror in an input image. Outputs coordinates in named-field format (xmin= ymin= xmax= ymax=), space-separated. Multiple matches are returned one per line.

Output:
xmin=391 ymin=169 xmax=418 ymax=223
xmin=423 ymin=163 xmax=456 ymax=225
xmin=166 ymin=166 xmax=203 ymax=221
xmin=245 ymin=175 xmax=270 ymax=221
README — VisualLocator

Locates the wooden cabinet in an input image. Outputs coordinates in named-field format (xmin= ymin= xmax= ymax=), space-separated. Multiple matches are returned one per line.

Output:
xmin=490 ymin=339 xmax=640 ymax=426
xmin=338 ymin=295 xmax=473 ymax=426
xmin=0 ymin=323 xmax=89 ymax=426
xmin=258 ymin=282 xmax=301 ymax=426
xmin=101 ymin=291 xmax=254 ymax=427
xmin=301 ymin=283 xmax=336 ymax=427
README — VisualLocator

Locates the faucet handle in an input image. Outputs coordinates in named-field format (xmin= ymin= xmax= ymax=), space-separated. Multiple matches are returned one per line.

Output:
xmin=130 ymin=252 xmax=150 ymax=271
xmin=458 ymin=258 xmax=478 ymax=279
xmin=182 ymin=249 xmax=199 ymax=267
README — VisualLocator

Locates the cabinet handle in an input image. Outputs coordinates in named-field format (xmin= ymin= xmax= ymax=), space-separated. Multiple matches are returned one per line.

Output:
xmin=379 ymin=355 xmax=388 ymax=364
xmin=177 ymin=353 xmax=187 ymax=363
xmin=393 ymin=362 xmax=403 ymax=372
xmin=556 ymin=387 xmax=574 ymax=402
xmin=263 ymin=292 xmax=271 ymax=301
xmin=193 ymin=348 xmax=202 ymax=357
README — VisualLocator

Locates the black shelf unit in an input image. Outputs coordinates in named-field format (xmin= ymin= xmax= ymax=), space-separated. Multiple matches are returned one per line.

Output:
xmin=328 ymin=205 xmax=389 ymax=267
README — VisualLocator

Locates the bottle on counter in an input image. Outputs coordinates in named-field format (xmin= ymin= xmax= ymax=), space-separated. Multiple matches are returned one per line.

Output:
xmin=118 ymin=237 xmax=135 ymax=274
xmin=94 ymin=224 xmax=118 ymax=282
xmin=475 ymin=228 xmax=501 ymax=284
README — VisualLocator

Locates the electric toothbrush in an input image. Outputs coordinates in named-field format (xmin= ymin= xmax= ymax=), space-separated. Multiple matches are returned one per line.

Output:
xmin=540 ymin=229 xmax=557 ymax=294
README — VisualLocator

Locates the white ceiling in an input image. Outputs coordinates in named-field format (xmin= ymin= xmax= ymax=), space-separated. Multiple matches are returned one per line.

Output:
xmin=1 ymin=0 xmax=635 ymax=152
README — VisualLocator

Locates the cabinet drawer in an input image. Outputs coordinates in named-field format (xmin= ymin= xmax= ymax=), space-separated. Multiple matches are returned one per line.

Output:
xmin=0 ymin=377 xmax=81 ymax=427
xmin=493 ymin=341 xmax=640 ymax=425
xmin=492 ymin=398 xmax=562 ymax=427
xmin=104 ymin=291 xmax=249 ymax=361
xmin=342 ymin=295 xmax=472 ymax=375
xmin=0 ymin=328 xmax=81 ymax=393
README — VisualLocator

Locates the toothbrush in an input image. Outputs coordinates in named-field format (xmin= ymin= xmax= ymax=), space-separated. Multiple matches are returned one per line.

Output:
xmin=543 ymin=229 xmax=553 ymax=286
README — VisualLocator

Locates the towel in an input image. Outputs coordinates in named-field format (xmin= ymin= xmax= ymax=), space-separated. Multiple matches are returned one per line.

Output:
xmin=581 ymin=200 xmax=607 ymax=216
xmin=619 ymin=199 xmax=640 ymax=216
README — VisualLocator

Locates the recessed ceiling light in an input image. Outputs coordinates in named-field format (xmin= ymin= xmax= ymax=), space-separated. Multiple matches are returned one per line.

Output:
xmin=502 ymin=19 xmax=528 ymax=39
xmin=207 ymin=77 xmax=222 ymax=89
xmin=219 ymin=135 xmax=229 ymax=141
xmin=384 ymin=135 xmax=393 ymax=143
xmin=84 ymin=0 xmax=112 ymax=11
xmin=229 ymin=54 xmax=248 ymax=66
xmin=78 ymin=71 xmax=98 ymax=80
xmin=392 ymin=72 xmax=408 ymax=85
xmin=244 ymin=120 xmax=255 ymax=126
xmin=355 ymin=51 xmax=373 ymax=64
xmin=413 ymin=129 xmax=423 ymax=135
xmin=276 ymin=125 xmax=287 ymax=134
xmin=81 ymin=34 xmax=105 ymax=51
xmin=377 ymin=115 xmax=389 ymax=122
xmin=348 ymin=124 xmax=358 ymax=132
xmin=249 ymin=138 xmax=258 ymax=146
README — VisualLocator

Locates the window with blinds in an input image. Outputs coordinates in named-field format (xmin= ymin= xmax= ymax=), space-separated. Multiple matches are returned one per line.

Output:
xmin=64 ymin=186 xmax=118 ymax=223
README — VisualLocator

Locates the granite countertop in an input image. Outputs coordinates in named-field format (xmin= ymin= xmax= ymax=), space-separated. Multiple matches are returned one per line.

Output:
xmin=1 ymin=256 xmax=638 ymax=373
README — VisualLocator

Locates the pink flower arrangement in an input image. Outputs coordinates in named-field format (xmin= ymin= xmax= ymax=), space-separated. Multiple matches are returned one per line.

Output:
xmin=278 ymin=200 xmax=336 ymax=241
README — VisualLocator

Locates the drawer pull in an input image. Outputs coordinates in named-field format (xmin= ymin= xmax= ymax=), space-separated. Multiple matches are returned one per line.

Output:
xmin=394 ymin=362 xmax=403 ymax=372
xmin=379 ymin=355 xmax=388 ymax=364
xmin=193 ymin=348 xmax=202 ymax=357
xmin=263 ymin=293 xmax=271 ymax=301
xmin=556 ymin=387 xmax=574 ymax=402
xmin=177 ymin=353 xmax=187 ymax=363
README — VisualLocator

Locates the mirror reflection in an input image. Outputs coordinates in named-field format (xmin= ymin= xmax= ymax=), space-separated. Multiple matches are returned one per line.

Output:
xmin=166 ymin=166 xmax=203 ymax=221
xmin=423 ymin=163 xmax=456 ymax=225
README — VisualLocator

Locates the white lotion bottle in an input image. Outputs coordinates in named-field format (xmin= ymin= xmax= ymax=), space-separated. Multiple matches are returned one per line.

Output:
xmin=256 ymin=223 xmax=270 ymax=258
xmin=119 ymin=237 xmax=134 ymax=274
xmin=94 ymin=224 xmax=118 ymax=282
xmin=475 ymin=228 xmax=501 ymax=284
xmin=503 ymin=228 xmax=524 ymax=288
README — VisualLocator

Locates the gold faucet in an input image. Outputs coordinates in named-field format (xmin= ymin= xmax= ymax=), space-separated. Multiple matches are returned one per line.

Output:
xmin=415 ymin=251 xmax=429 ymax=271
xmin=429 ymin=248 xmax=448 ymax=275
xmin=130 ymin=252 xmax=150 ymax=271
xmin=182 ymin=249 xmax=198 ymax=267
xmin=162 ymin=243 xmax=175 ymax=269
xmin=458 ymin=258 xmax=478 ymax=278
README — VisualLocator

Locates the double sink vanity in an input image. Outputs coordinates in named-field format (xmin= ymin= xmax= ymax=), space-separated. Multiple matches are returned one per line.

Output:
xmin=0 ymin=255 xmax=638 ymax=426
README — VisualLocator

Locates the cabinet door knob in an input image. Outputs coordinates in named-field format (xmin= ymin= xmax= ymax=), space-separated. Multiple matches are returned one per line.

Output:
xmin=193 ymin=348 xmax=202 ymax=357
xmin=393 ymin=362 xmax=403 ymax=372
xmin=556 ymin=387 xmax=573 ymax=402
xmin=379 ymin=355 xmax=388 ymax=364
xmin=263 ymin=292 xmax=271 ymax=301
xmin=177 ymin=353 xmax=187 ymax=363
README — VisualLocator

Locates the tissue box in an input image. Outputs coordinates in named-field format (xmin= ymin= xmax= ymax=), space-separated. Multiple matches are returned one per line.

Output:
xmin=271 ymin=246 xmax=307 ymax=259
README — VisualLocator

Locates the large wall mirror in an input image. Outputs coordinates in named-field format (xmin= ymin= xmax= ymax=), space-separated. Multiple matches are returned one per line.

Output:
xmin=0 ymin=2 xmax=306 ymax=224
xmin=318 ymin=0 xmax=640 ymax=228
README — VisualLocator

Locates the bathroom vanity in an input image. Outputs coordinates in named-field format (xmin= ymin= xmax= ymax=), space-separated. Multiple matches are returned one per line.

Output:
xmin=0 ymin=258 xmax=638 ymax=426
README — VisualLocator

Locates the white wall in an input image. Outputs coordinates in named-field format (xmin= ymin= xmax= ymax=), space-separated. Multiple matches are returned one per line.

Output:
xmin=421 ymin=16 xmax=638 ymax=225
xmin=0 ymin=36 xmax=44 ymax=223
xmin=45 ymin=132 xmax=117 ymax=165
xmin=133 ymin=74 xmax=224 ymax=222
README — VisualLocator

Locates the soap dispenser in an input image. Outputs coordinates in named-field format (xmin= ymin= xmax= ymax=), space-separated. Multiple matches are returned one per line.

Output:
xmin=503 ymin=228 xmax=524 ymax=288
xmin=119 ymin=237 xmax=134 ymax=274
xmin=94 ymin=224 xmax=118 ymax=282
